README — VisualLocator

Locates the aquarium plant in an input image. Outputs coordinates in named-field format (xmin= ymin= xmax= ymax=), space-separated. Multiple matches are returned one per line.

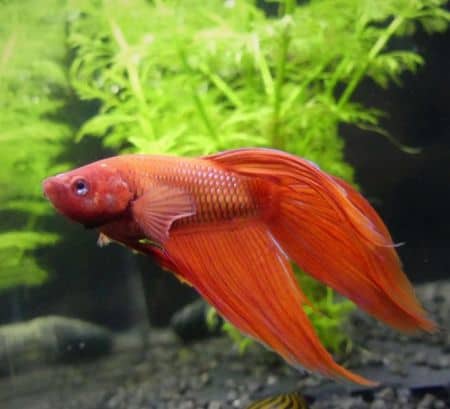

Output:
xmin=66 ymin=0 xmax=449 ymax=352
xmin=0 ymin=0 xmax=79 ymax=289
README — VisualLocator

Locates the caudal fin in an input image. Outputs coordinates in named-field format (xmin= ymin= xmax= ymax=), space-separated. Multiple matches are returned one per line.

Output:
xmin=207 ymin=148 xmax=436 ymax=333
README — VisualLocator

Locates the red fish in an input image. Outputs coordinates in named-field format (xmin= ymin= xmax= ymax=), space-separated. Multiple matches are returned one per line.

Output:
xmin=42 ymin=148 xmax=436 ymax=385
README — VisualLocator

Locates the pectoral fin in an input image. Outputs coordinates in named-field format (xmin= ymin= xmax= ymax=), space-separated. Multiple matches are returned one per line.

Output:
xmin=132 ymin=184 xmax=196 ymax=245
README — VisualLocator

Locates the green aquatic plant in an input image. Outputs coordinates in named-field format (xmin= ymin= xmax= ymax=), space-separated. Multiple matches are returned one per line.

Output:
xmin=67 ymin=0 xmax=449 ymax=352
xmin=0 ymin=0 xmax=77 ymax=289
xmin=68 ymin=0 xmax=449 ymax=173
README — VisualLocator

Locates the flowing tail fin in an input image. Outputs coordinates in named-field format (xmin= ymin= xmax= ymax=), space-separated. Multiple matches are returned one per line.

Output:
xmin=165 ymin=220 xmax=376 ymax=385
xmin=207 ymin=148 xmax=436 ymax=333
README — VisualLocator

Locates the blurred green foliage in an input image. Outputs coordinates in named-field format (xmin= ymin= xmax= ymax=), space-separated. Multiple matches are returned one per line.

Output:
xmin=0 ymin=0 xmax=448 ymax=352
xmin=68 ymin=0 xmax=449 ymax=175
xmin=0 ymin=0 xmax=76 ymax=289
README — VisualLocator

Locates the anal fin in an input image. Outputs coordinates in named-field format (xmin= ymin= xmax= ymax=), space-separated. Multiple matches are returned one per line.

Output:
xmin=164 ymin=220 xmax=376 ymax=385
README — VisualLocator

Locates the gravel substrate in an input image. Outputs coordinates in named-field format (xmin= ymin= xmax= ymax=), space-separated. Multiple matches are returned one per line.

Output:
xmin=0 ymin=280 xmax=448 ymax=409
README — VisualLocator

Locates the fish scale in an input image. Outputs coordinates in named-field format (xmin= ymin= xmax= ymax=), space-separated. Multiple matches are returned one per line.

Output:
xmin=119 ymin=155 xmax=264 ymax=226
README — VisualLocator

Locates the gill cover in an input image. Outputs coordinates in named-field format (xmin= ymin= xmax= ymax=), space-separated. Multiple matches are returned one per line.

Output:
xmin=43 ymin=161 xmax=133 ymax=226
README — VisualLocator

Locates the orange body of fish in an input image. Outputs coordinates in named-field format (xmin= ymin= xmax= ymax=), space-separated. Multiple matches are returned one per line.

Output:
xmin=43 ymin=148 xmax=436 ymax=386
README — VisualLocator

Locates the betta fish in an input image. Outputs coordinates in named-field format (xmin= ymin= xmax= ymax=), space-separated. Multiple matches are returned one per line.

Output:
xmin=42 ymin=148 xmax=436 ymax=385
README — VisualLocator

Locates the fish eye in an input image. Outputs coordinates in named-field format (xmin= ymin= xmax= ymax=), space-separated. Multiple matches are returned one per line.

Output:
xmin=72 ymin=178 xmax=89 ymax=196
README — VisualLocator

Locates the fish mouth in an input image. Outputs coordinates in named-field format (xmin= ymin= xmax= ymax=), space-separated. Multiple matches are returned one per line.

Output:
xmin=42 ymin=178 xmax=51 ymax=199
xmin=42 ymin=176 xmax=66 ymax=205
xmin=42 ymin=177 xmax=56 ymax=200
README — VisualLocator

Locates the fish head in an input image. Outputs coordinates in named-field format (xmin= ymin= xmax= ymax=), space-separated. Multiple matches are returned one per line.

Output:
xmin=43 ymin=160 xmax=133 ymax=228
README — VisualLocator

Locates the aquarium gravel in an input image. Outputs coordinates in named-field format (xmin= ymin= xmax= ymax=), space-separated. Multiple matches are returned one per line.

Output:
xmin=1 ymin=280 xmax=448 ymax=409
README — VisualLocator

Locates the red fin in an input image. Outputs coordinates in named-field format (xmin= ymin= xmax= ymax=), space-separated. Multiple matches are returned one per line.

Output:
xmin=330 ymin=176 xmax=425 ymax=317
xmin=206 ymin=148 xmax=436 ymax=333
xmin=132 ymin=184 xmax=196 ymax=244
xmin=144 ymin=246 xmax=194 ymax=286
xmin=164 ymin=220 xmax=377 ymax=386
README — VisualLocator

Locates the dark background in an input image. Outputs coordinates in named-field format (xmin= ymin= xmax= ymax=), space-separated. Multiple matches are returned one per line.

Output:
xmin=343 ymin=27 xmax=450 ymax=285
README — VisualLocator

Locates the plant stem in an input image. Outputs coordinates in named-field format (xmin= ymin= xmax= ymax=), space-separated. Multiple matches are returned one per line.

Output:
xmin=337 ymin=15 xmax=405 ymax=108
xmin=252 ymin=34 xmax=274 ymax=99
xmin=178 ymin=48 xmax=219 ymax=141
xmin=110 ymin=20 xmax=156 ymax=139
xmin=199 ymin=64 xmax=243 ymax=109
xmin=0 ymin=32 xmax=16 ymax=76
xmin=110 ymin=21 xmax=147 ymax=105
xmin=192 ymin=92 xmax=218 ymax=141
xmin=270 ymin=0 xmax=295 ymax=149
